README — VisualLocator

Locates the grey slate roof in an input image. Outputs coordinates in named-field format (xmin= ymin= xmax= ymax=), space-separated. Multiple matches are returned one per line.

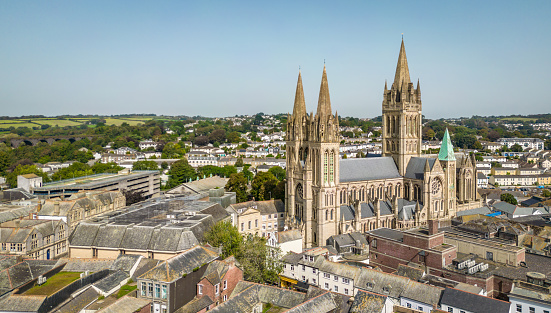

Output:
xmin=93 ymin=270 xmax=129 ymax=294
xmin=349 ymin=290 xmax=387 ymax=313
xmin=0 ymin=257 xmax=59 ymax=296
xmin=57 ymin=258 xmax=114 ymax=272
xmin=368 ymin=228 xmax=404 ymax=242
xmin=395 ymin=264 xmax=425 ymax=282
xmin=405 ymin=157 xmax=436 ymax=180
xmin=340 ymin=199 xmax=419 ymax=222
xmin=0 ymin=205 xmax=36 ymax=224
xmin=440 ymin=287 xmax=510 ymax=313
xmin=56 ymin=286 xmax=99 ymax=313
xmin=110 ymin=254 xmax=141 ymax=274
xmin=492 ymin=201 xmax=518 ymax=215
xmin=96 ymin=296 xmax=152 ymax=313
xmin=339 ymin=157 xmax=401 ymax=182
xmin=210 ymin=281 xmax=305 ymax=313
xmin=278 ymin=229 xmax=302 ymax=243
xmin=139 ymin=245 xmax=219 ymax=282
xmin=286 ymin=291 xmax=338 ymax=313
xmin=0 ymin=294 xmax=46 ymax=312
xmin=456 ymin=206 xmax=492 ymax=217
xmin=175 ymin=296 xmax=214 ymax=313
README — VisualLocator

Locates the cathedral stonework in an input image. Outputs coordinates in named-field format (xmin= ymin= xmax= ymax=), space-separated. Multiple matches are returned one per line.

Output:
xmin=285 ymin=40 xmax=481 ymax=248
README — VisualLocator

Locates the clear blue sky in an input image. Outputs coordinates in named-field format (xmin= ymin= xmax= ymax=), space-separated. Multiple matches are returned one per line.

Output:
xmin=1 ymin=1 xmax=550 ymax=119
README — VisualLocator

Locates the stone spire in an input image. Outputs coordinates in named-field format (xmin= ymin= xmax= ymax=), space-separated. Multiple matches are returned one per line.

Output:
xmin=316 ymin=65 xmax=332 ymax=117
xmin=416 ymin=79 xmax=421 ymax=95
xmin=292 ymin=70 xmax=306 ymax=118
xmin=438 ymin=128 xmax=456 ymax=161
xmin=393 ymin=38 xmax=411 ymax=88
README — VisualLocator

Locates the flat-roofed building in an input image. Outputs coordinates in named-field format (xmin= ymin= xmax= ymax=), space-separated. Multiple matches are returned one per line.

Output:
xmin=32 ymin=170 xmax=160 ymax=199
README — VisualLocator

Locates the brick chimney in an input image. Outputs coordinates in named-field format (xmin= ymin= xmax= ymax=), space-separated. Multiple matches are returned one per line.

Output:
xmin=428 ymin=219 xmax=439 ymax=235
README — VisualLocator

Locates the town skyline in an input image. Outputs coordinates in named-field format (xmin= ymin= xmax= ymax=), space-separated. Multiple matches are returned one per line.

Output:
xmin=2 ymin=1 xmax=550 ymax=119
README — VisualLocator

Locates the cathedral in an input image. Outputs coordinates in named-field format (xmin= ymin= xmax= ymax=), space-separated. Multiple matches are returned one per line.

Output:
xmin=285 ymin=40 xmax=481 ymax=248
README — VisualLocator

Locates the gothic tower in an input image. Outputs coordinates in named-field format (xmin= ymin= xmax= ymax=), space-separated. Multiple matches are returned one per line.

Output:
xmin=438 ymin=128 xmax=457 ymax=217
xmin=382 ymin=39 xmax=422 ymax=176
xmin=286 ymin=66 xmax=340 ymax=248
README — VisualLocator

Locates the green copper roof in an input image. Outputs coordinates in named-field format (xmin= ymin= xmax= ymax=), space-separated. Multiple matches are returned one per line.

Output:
xmin=438 ymin=128 xmax=456 ymax=161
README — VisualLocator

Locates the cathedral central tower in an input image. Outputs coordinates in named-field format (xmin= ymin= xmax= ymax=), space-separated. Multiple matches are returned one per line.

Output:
xmin=382 ymin=39 xmax=422 ymax=176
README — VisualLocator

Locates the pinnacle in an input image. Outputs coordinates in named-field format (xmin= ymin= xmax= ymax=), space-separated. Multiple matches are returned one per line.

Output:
xmin=316 ymin=65 xmax=332 ymax=118
xmin=438 ymin=128 xmax=456 ymax=161
xmin=393 ymin=39 xmax=411 ymax=89
xmin=292 ymin=70 xmax=306 ymax=118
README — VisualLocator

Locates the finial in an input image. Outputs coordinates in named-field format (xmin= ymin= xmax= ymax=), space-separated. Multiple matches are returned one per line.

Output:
xmin=324 ymin=59 xmax=326 ymax=65
xmin=401 ymin=33 xmax=403 ymax=39
xmin=299 ymin=65 xmax=301 ymax=71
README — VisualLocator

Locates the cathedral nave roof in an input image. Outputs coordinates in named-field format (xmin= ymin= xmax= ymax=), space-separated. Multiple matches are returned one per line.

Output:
xmin=339 ymin=157 xmax=401 ymax=182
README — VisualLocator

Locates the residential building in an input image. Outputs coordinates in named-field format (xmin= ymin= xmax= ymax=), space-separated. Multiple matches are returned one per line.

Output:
xmin=508 ymin=272 xmax=551 ymax=313
xmin=489 ymin=175 xmax=538 ymax=186
xmin=285 ymin=40 xmax=480 ymax=248
xmin=137 ymin=245 xmax=220 ymax=313
xmin=32 ymin=170 xmax=160 ymax=199
xmin=195 ymin=256 xmax=243 ymax=309
xmin=439 ymin=287 xmax=510 ymax=313
xmin=0 ymin=218 xmax=68 ymax=260
xmin=477 ymin=172 xmax=488 ymax=188
xmin=266 ymin=229 xmax=303 ymax=256
xmin=492 ymin=201 xmax=543 ymax=219
xmin=497 ymin=138 xmax=545 ymax=150
xmin=139 ymin=140 xmax=159 ymax=150
xmin=17 ymin=174 xmax=42 ymax=193
xmin=230 ymin=199 xmax=285 ymax=238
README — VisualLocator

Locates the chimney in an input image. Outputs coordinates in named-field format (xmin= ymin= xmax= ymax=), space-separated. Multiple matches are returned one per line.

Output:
xmin=14 ymin=219 xmax=20 ymax=228
xmin=54 ymin=202 xmax=60 ymax=216
xmin=428 ymin=219 xmax=439 ymax=235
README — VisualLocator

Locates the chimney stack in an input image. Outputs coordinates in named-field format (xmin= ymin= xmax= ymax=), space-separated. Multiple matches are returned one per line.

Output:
xmin=428 ymin=219 xmax=439 ymax=235
xmin=54 ymin=202 xmax=60 ymax=216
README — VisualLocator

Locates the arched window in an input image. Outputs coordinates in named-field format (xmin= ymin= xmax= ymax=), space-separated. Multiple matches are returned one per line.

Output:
xmin=329 ymin=150 xmax=335 ymax=182
xmin=330 ymin=209 xmax=334 ymax=220
xmin=313 ymin=232 xmax=317 ymax=245
xmin=323 ymin=151 xmax=329 ymax=183
xmin=326 ymin=210 xmax=328 ymax=221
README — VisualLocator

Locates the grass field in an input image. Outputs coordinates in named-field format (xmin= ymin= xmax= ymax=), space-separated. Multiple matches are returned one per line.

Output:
xmin=24 ymin=272 xmax=82 ymax=296
xmin=32 ymin=119 xmax=83 ymax=127
xmin=500 ymin=117 xmax=537 ymax=122
xmin=104 ymin=118 xmax=148 ymax=126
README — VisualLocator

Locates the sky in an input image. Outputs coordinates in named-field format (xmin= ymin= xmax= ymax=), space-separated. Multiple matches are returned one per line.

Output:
xmin=1 ymin=1 xmax=550 ymax=119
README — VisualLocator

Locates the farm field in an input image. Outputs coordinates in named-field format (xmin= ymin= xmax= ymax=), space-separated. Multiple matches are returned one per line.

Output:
xmin=499 ymin=117 xmax=537 ymax=122
xmin=104 ymin=118 xmax=149 ymax=126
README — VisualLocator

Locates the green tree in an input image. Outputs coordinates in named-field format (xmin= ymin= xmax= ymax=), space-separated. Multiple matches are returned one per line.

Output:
xmin=500 ymin=193 xmax=518 ymax=205
xmin=132 ymin=160 xmax=159 ymax=171
xmin=225 ymin=173 xmax=248 ymax=203
xmin=235 ymin=157 xmax=244 ymax=167
xmin=273 ymin=180 xmax=286 ymax=201
xmin=204 ymin=221 xmax=242 ymax=258
xmin=511 ymin=144 xmax=524 ymax=152
xmin=237 ymin=235 xmax=282 ymax=284
xmin=250 ymin=172 xmax=278 ymax=201
xmin=227 ymin=131 xmax=241 ymax=143
xmin=542 ymin=189 xmax=551 ymax=198
xmin=166 ymin=158 xmax=196 ymax=188
xmin=268 ymin=166 xmax=286 ymax=181
xmin=91 ymin=162 xmax=124 ymax=174
xmin=7 ymin=165 xmax=50 ymax=188
xmin=52 ymin=162 xmax=93 ymax=181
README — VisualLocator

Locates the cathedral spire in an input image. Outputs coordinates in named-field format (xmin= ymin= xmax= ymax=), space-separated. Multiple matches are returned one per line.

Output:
xmin=393 ymin=38 xmax=411 ymax=88
xmin=316 ymin=65 xmax=332 ymax=117
xmin=292 ymin=70 xmax=306 ymax=117
xmin=416 ymin=79 xmax=421 ymax=94
xmin=438 ymin=128 xmax=456 ymax=161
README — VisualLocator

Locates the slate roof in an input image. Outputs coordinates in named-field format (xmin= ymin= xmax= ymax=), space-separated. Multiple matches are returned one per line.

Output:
xmin=278 ymin=229 xmax=302 ymax=243
xmin=0 ymin=294 xmax=46 ymax=312
xmin=492 ymin=201 xmax=518 ymax=215
xmin=139 ymin=245 xmax=219 ymax=282
xmin=456 ymin=206 xmax=492 ymax=217
xmin=0 ymin=257 xmax=59 ymax=296
xmin=339 ymin=157 xmax=401 ymax=182
xmin=93 ymin=270 xmax=129 ymax=294
xmin=439 ymin=287 xmax=510 ymax=313
xmin=0 ymin=205 xmax=36 ymax=224
xmin=56 ymin=286 xmax=99 ymax=313
xmin=175 ymin=296 xmax=214 ymax=313
xmin=405 ymin=157 xmax=436 ymax=180
xmin=395 ymin=264 xmax=425 ymax=282
xmin=96 ymin=296 xmax=152 ymax=313
xmin=230 ymin=199 xmax=285 ymax=215
xmin=70 ymin=222 xmax=201 ymax=253
xmin=201 ymin=258 xmax=232 ymax=286
xmin=286 ymin=291 xmax=338 ymax=313
xmin=110 ymin=254 xmax=141 ymax=274
xmin=209 ymin=281 xmax=306 ymax=313
xmin=349 ymin=290 xmax=387 ymax=313
xmin=57 ymin=258 xmax=114 ymax=272
xmin=368 ymin=228 xmax=404 ymax=242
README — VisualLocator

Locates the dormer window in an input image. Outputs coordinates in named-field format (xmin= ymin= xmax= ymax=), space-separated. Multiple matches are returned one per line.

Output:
xmin=366 ymin=282 xmax=373 ymax=289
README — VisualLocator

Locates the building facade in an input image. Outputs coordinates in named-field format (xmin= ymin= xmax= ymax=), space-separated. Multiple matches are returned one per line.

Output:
xmin=285 ymin=40 xmax=480 ymax=248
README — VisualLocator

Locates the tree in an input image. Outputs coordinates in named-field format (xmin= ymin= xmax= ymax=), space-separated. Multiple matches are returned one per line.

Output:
xmin=250 ymin=172 xmax=278 ymax=201
xmin=511 ymin=144 xmax=524 ymax=152
xmin=225 ymin=173 xmax=248 ymax=203
xmin=122 ymin=189 xmax=147 ymax=206
xmin=166 ymin=158 xmax=196 ymax=188
xmin=235 ymin=157 xmax=244 ymax=167
xmin=52 ymin=162 xmax=93 ymax=181
xmin=268 ymin=166 xmax=286 ymax=181
xmin=543 ymin=189 xmax=551 ymax=198
xmin=227 ymin=131 xmax=241 ymax=143
xmin=203 ymin=222 xmax=282 ymax=285
xmin=7 ymin=164 xmax=50 ymax=188
xmin=132 ymin=160 xmax=159 ymax=171
xmin=203 ymin=221 xmax=242 ymax=259
xmin=208 ymin=129 xmax=226 ymax=144
xmin=500 ymin=193 xmax=518 ymax=205
xmin=91 ymin=162 xmax=123 ymax=174
xmin=273 ymin=180 xmax=286 ymax=201
xmin=161 ymin=162 xmax=168 ymax=170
